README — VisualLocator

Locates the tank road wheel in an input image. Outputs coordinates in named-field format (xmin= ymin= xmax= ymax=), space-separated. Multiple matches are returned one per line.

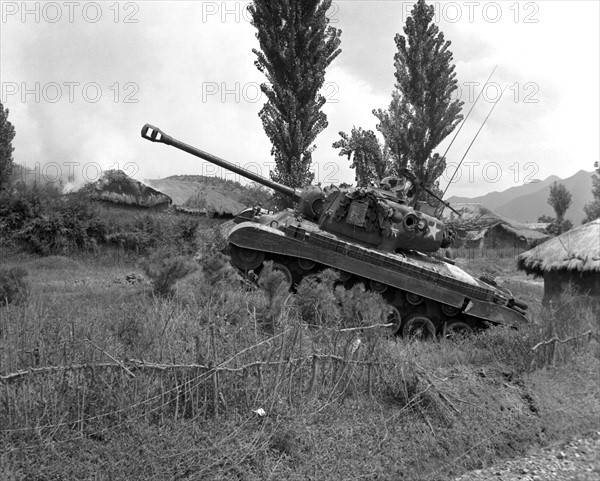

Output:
xmin=406 ymin=293 xmax=424 ymax=306
xmin=271 ymin=262 xmax=293 ymax=290
xmin=443 ymin=321 xmax=474 ymax=339
xmin=402 ymin=315 xmax=436 ymax=341
xmin=297 ymin=258 xmax=316 ymax=271
xmin=370 ymin=280 xmax=388 ymax=294
xmin=336 ymin=270 xmax=352 ymax=283
xmin=230 ymin=245 xmax=265 ymax=271
xmin=385 ymin=305 xmax=402 ymax=336
xmin=441 ymin=304 xmax=461 ymax=317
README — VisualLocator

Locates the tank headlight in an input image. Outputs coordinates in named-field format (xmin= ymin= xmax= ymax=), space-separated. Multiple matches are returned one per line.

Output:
xmin=312 ymin=198 xmax=325 ymax=216
xmin=403 ymin=214 xmax=419 ymax=231
xmin=417 ymin=219 xmax=428 ymax=231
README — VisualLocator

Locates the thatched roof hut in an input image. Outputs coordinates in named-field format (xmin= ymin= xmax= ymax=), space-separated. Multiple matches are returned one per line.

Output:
xmin=182 ymin=188 xmax=246 ymax=217
xmin=145 ymin=178 xmax=247 ymax=218
xmin=80 ymin=170 xmax=172 ymax=209
xmin=481 ymin=221 xmax=549 ymax=250
xmin=443 ymin=203 xmax=549 ymax=250
xmin=517 ymin=219 xmax=600 ymax=302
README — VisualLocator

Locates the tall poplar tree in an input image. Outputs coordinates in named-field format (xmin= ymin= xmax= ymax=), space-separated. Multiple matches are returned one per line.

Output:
xmin=373 ymin=0 xmax=463 ymax=201
xmin=249 ymin=0 xmax=341 ymax=192
xmin=0 ymin=102 xmax=16 ymax=192
xmin=332 ymin=127 xmax=391 ymax=186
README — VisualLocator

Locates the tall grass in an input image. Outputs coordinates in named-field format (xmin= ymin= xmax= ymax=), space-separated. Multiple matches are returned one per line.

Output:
xmin=0 ymin=244 xmax=598 ymax=480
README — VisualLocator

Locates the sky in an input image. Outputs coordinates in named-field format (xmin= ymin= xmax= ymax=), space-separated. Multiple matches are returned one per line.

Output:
xmin=1 ymin=0 xmax=598 ymax=198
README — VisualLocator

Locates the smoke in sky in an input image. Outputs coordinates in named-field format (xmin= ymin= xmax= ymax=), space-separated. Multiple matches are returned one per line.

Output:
xmin=1 ymin=1 xmax=598 ymax=197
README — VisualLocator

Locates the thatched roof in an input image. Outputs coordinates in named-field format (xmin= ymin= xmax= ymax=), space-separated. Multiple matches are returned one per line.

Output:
xmin=81 ymin=170 xmax=172 ymax=208
xmin=145 ymin=178 xmax=247 ymax=216
xmin=183 ymin=188 xmax=246 ymax=216
xmin=442 ymin=203 xmax=498 ymax=225
xmin=445 ymin=203 xmax=549 ymax=245
xmin=517 ymin=219 xmax=600 ymax=275
xmin=201 ymin=189 xmax=245 ymax=215
xmin=443 ymin=203 xmax=540 ymax=233
xmin=492 ymin=222 xmax=549 ymax=242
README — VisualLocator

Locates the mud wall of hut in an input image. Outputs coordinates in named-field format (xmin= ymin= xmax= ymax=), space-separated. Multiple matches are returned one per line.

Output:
xmin=483 ymin=225 xmax=529 ymax=250
xmin=542 ymin=270 xmax=600 ymax=301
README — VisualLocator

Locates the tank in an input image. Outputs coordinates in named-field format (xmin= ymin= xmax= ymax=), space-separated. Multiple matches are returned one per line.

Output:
xmin=141 ymin=124 xmax=530 ymax=338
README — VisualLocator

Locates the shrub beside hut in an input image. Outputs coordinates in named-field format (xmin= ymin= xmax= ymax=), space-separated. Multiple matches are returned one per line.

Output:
xmin=517 ymin=219 xmax=600 ymax=303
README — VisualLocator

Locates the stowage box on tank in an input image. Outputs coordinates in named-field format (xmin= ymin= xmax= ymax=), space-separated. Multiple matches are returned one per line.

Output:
xmin=142 ymin=124 xmax=529 ymax=338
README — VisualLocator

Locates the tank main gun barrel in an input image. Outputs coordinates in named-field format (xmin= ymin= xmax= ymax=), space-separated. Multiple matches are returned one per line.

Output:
xmin=141 ymin=124 xmax=301 ymax=201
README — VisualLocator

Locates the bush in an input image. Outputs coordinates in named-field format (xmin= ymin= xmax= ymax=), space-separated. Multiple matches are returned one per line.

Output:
xmin=142 ymin=250 xmax=198 ymax=298
xmin=0 ymin=185 xmax=205 ymax=256
xmin=1 ymin=185 xmax=105 ymax=254
xmin=296 ymin=270 xmax=340 ymax=326
xmin=196 ymin=223 xmax=230 ymax=255
xmin=257 ymin=261 xmax=290 ymax=331
xmin=0 ymin=266 xmax=29 ymax=305
xmin=295 ymin=270 xmax=390 ymax=330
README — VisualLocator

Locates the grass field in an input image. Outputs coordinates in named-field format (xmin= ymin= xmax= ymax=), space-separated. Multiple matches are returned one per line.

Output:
xmin=1 ymin=247 xmax=598 ymax=480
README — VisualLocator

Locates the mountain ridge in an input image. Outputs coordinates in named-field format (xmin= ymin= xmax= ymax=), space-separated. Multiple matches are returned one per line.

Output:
xmin=447 ymin=170 xmax=594 ymax=223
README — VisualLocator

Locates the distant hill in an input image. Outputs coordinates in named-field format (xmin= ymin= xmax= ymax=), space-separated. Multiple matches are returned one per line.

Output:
xmin=448 ymin=170 xmax=594 ymax=223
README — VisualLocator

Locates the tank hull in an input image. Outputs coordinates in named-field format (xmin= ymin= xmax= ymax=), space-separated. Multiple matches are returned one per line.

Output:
xmin=228 ymin=216 xmax=529 ymax=333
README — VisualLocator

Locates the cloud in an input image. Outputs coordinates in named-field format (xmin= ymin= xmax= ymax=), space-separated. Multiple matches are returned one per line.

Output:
xmin=1 ymin=0 xmax=598 ymax=198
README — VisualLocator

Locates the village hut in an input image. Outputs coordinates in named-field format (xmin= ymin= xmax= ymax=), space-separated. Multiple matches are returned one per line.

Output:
xmin=471 ymin=221 xmax=549 ymax=250
xmin=517 ymin=219 xmax=600 ymax=302
xmin=80 ymin=170 xmax=172 ymax=210
xmin=181 ymin=188 xmax=246 ymax=218
xmin=145 ymin=178 xmax=247 ymax=218
xmin=443 ymin=203 xmax=549 ymax=250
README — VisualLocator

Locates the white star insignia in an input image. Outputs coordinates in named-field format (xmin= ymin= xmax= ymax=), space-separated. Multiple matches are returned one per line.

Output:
xmin=427 ymin=221 xmax=441 ymax=239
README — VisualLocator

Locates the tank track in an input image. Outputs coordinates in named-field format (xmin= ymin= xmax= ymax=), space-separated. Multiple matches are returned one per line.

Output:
xmin=228 ymin=221 xmax=529 ymax=339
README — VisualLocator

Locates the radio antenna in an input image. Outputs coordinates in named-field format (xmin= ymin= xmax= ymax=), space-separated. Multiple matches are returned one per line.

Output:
xmin=440 ymin=65 xmax=497 ymax=164
xmin=441 ymin=84 xmax=507 ymax=200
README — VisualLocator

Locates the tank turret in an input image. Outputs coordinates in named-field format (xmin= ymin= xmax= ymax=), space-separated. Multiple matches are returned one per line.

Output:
xmin=141 ymin=124 xmax=453 ymax=253
xmin=142 ymin=123 xmax=530 ymax=338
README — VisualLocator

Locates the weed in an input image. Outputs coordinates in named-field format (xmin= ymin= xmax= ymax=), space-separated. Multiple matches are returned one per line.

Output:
xmin=257 ymin=261 xmax=290 ymax=331
xmin=269 ymin=427 xmax=300 ymax=458
xmin=338 ymin=283 xmax=389 ymax=329
xmin=0 ymin=266 xmax=29 ymax=305
xmin=0 ymin=250 xmax=598 ymax=480
xmin=141 ymin=250 xmax=198 ymax=298
xmin=296 ymin=270 xmax=340 ymax=327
